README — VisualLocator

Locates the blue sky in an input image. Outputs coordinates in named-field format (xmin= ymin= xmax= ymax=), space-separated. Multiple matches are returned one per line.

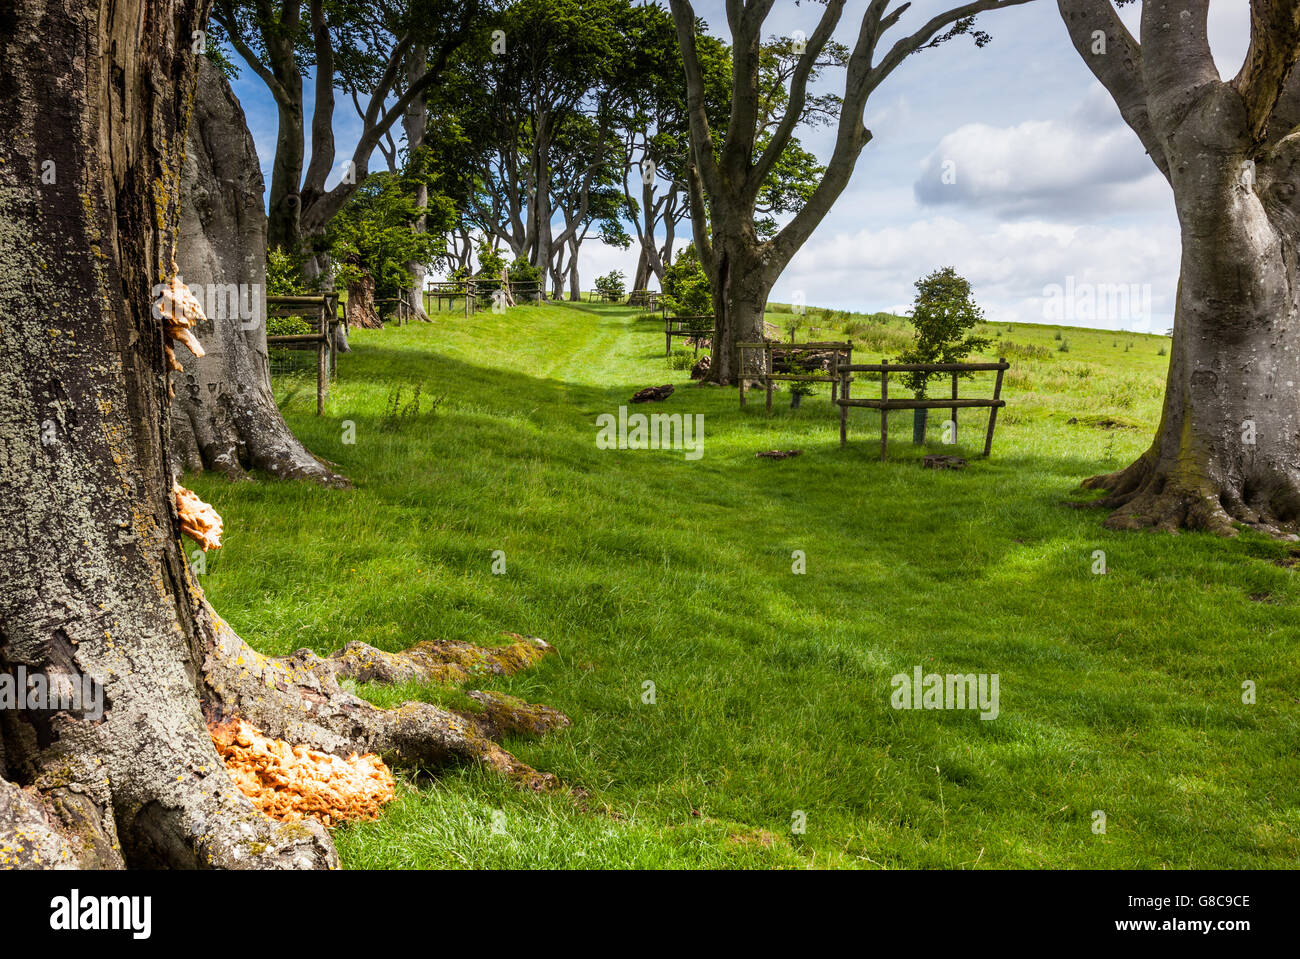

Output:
xmin=228 ymin=0 xmax=1253 ymax=330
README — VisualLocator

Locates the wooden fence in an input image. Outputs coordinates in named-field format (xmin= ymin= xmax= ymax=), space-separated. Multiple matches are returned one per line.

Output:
xmin=836 ymin=358 xmax=1009 ymax=459
xmin=425 ymin=280 xmax=475 ymax=317
xmin=375 ymin=297 xmax=416 ymax=326
xmin=265 ymin=293 xmax=341 ymax=415
xmin=627 ymin=289 xmax=662 ymax=309
xmin=738 ymin=340 xmax=853 ymax=413
xmin=664 ymin=315 xmax=714 ymax=357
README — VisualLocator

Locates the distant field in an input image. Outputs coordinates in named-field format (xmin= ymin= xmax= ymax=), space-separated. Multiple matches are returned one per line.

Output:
xmin=188 ymin=300 xmax=1299 ymax=868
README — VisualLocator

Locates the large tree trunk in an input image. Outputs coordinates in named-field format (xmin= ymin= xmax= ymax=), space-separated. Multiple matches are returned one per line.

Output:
xmin=632 ymin=245 xmax=651 ymax=293
xmin=346 ymin=257 xmax=382 ymax=330
xmin=706 ymin=236 xmax=772 ymax=387
xmin=402 ymin=44 xmax=432 ymax=322
xmin=1063 ymin=0 xmax=1300 ymax=536
xmin=0 ymin=0 xmax=566 ymax=870
xmin=567 ymin=238 xmax=581 ymax=302
xmin=1085 ymin=143 xmax=1300 ymax=534
xmin=266 ymin=96 xmax=305 ymax=254
xmin=171 ymin=61 xmax=347 ymax=487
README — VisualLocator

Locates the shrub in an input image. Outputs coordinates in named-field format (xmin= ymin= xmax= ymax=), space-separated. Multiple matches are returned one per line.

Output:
xmin=1058 ymin=338 xmax=1070 ymax=353
xmin=266 ymin=314 xmax=313 ymax=338
xmin=897 ymin=266 xmax=991 ymax=396
xmin=662 ymin=244 xmax=712 ymax=317
xmin=266 ymin=247 xmax=305 ymax=295
xmin=508 ymin=257 xmax=541 ymax=284
xmin=668 ymin=348 xmax=696 ymax=370
xmin=595 ymin=270 xmax=626 ymax=300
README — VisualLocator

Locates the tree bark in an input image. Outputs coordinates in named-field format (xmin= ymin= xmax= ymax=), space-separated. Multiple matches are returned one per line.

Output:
xmin=402 ymin=44 xmax=432 ymax=322
xmin=568 ymin=237 xmax=582 ymax=301
xmin=1063 ymin=0 xmax=1300 ymax=535
xmin=345 ymin=255 xmax=382 ymax=330
xmin=707 ymin=234 xmax=774 ymax=386
xmin=0 ymin=0 xmax=566 ymax=869
xmin=171 ymin=61 xmax=348 ymax=487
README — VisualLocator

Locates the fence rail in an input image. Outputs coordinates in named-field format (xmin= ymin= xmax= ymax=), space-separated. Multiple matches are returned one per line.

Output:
xmin=836 ymin=357 xmax=1009 ymax=459
xmin=738 ymin=340 xmax=854 ymax=413
xmin=664 ymin=315 xmax=714 ymax=357
xmin=266 ymin=293 xmax=341 ymax=415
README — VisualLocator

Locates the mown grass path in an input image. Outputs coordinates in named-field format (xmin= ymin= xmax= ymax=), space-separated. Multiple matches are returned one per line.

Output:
xmin=191 ymin=302 xmax=1299 ymax=868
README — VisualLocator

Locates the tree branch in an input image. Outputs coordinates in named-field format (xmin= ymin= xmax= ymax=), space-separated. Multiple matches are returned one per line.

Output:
xmin=301 ymin=0 xmax=337 ymax=195
xmin=1137 ymin=0 xmax=1219 ymax=112
xmin=669 ymin=0 xmax=722 ymax=197
xmin=1057 ymin=0 xmax=1171 ymax=180
xmin=213 ymin=2 xmax=290 ymax=104
xmin=749 ymin=0 xmax=847 ymax=193
xmin=1233 ymin=0 xmax=1300 ymax=144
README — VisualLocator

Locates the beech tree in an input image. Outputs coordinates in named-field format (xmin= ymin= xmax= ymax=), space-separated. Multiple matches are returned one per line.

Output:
xmin=669 ymin=0 xmax=1034 ymax=385
xmin=447 ymin=0 xmax=630 ymax=280
xmin=210 ymin=0 xmax=480 ymax=258
xmin=0 ymin=0 xmax=564 ymax=869
xmin=1060 ymin=0 xmax=1300 ymax=535
xmin=172 ymin=60 xmax=348 ymax=486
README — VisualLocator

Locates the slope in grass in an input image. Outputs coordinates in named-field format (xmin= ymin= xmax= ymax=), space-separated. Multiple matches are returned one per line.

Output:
xmin=189 ymin=301 xmax=1299 ymax=869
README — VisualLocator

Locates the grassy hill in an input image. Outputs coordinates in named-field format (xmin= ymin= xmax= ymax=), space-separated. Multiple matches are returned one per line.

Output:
xmin=188 ymin=300 xmax=1299 ymax=868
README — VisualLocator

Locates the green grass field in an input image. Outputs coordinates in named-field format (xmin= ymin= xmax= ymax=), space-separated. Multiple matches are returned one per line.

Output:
xmin=190 ymin=300 xmax=1300 ymax=868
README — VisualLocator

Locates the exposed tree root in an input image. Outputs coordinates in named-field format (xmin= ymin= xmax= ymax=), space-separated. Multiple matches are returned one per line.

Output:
xmin=1082 ymin=452 xmax=1300 ymax=539
xmin=200 ymin=610 xmax=569 ymax=796
xmin=0 ymin=611 xmax=567 ymax=870
xmin=0 ymin=779 xmax=85 ymax=869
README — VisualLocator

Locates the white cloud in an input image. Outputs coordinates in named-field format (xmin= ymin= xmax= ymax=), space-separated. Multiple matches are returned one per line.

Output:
xmin=913 ymin=85 xmax=1166 ymax=219
xmin=774 ymin=216 xmax=1180 ymax=329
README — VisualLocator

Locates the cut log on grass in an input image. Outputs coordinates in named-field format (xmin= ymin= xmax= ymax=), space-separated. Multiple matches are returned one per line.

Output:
xmin=631 ymin=384 xmax=675 ymax=403
xmin=756 ymin=449 xmax=802 ymax=460
xmin=923 ymin=455 xmax=967 ymax=470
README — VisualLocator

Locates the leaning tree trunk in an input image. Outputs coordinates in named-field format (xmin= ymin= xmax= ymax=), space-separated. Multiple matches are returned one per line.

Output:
xmin=568 ymin=238 xmax=581 ymax=302
xmin=632 ymin=245 xmax=651 ymax=293
xmin=0 ymin=0 xmax=567 ymax=870
xmin=1062 ymin=0 xmax=1300 ymax=536
xmin=171 ymin=61 xmax=347 ymax=487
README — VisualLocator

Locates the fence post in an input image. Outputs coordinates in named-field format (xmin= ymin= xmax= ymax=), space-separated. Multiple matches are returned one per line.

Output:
xmin=327 ymin=294 xmax=338 ymax=378
xmin=984 ymin=358 xmax=1007 ymax=457
xmin=316 ymin=300 xmax=326 ymax=415
xmin=765 ymin=343 xmax=773 ymax=415
xmin=880 ymin=359 xmax=889 ymax=461
xmin=839 ymin=361 xmax=850 ymax=446
xmin=951 ymin=370 xmax=959 ymax=437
